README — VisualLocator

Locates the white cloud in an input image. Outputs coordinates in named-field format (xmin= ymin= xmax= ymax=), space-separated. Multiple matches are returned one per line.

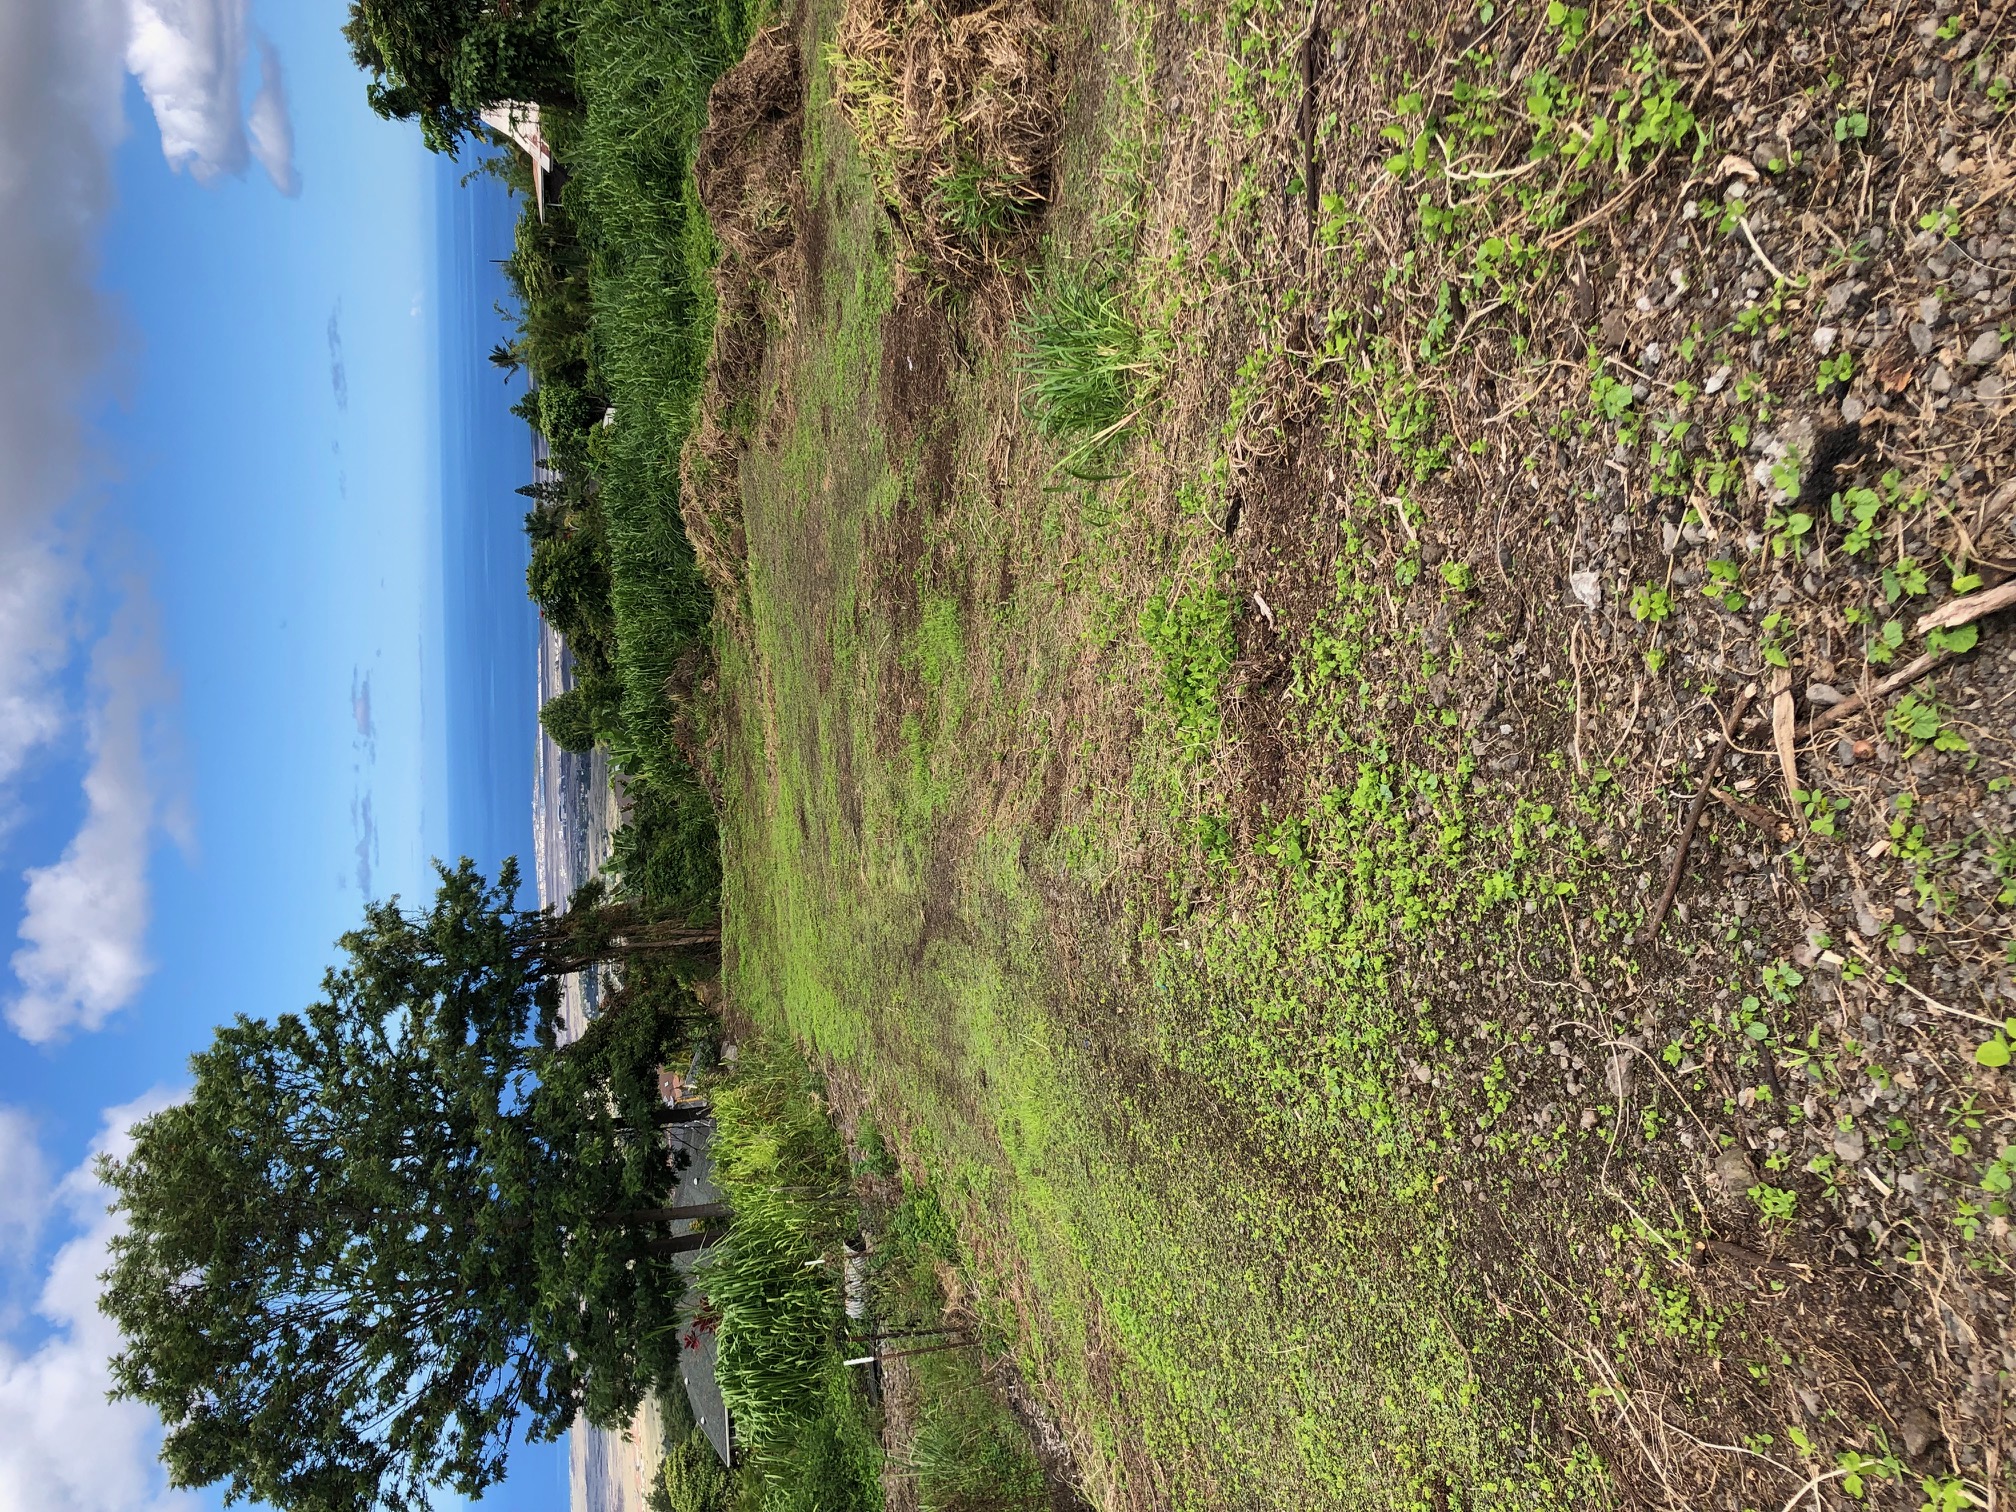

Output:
xmin=0 ymin=0 xmax=125 ymax=805
xmin=124 ymin=0 xmax=300 ymax=193
xmin=0 ymin=0 xmax=295 ymax=1045
xmin=0 ymin=1110 xmax=52 ymax=1270
xmin=7 ymin=603 xmax=167 ymax=1044
xmin=0 ymin=1090 xmax=190 ymax=1512
xmin=246 ymin=33 xmax=299 ymax=197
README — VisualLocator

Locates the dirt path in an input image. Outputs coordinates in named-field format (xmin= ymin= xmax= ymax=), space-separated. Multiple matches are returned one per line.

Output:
xmin=707 ymin=0 xmax=2016 ymax=1506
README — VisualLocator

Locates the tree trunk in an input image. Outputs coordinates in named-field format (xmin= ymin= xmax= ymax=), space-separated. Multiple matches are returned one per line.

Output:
xmin=597 ymin=1203 xmax=731 ymax=1226
xmin=645 ymin=1230 xmax=725 ymax=1257
xmin=651 ymin=1104 xmax=710 ymax=1127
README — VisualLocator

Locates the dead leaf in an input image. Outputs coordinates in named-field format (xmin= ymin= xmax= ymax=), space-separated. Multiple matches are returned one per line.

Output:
xmin=1873 ymin=338 xmax=1918 ymax=394
xmin=1772 ymin=670 xmax=1799 ymax=817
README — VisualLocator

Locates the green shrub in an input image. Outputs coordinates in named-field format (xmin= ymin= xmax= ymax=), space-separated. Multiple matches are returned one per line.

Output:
xmin=656 ymin=1432 xmax=736 ymax=1512
xmin=608 ymin=772 xmax=722 ymax=923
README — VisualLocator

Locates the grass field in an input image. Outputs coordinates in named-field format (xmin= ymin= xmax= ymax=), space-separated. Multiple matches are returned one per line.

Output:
xmin=702 ymin=0 xmax=2016 ymax=1507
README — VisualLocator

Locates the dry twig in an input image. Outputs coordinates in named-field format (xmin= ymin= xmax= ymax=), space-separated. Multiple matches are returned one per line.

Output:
xmin=1641 ymin=685 xmax=1756 ymax=944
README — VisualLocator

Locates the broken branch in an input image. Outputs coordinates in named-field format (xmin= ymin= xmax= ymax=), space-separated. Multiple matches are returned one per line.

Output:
xmin=1640 ymin=685 xmax=1755 ymax=946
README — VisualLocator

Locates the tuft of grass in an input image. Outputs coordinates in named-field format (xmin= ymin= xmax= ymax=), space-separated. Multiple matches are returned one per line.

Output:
xmin=1019 ymin=268 xmax=1150 ymax=473
xmin=930 ymin=154 xmax=1035 ymax=246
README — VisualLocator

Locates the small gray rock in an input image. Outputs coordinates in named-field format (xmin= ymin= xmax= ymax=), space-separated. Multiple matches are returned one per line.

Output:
xmin=1813 ymin=325 xmax=1839 ymax=354
xmin=1833 ymin=1127 xmax=1866 ymax=1162
xmin=1919 ymin=295 xmax=1943 ymax=326
xmin=1714 ymin=1148 xmax=1754 ymax=1190
xmin=1978 ymin=374 xmax=2006 ymax=404
xmin=1930 ymin=364 xmax=1954 ymax=394
xmin=1909 ymin=321 xmax=1936 ymax=355
xmin=1853 ymin=892 xmax=1883 ymax=938
xmin=1661 ymin=519 xmax=1681 ymax=554
xmin=1968 ymin=328 xmax=2005 ymax=364
xmin=1893 ymin=931 xmax=1918 ymax=956
xmin=1841 ymin=395 xmax=1866 ymax=422
xmin=1805 ymin=681 xmax=1846 ymax=708
xmin=1825 ymin=282 xmax=1859 ymax=317
xmin=1897 ymin=1171 xmax=1928 ymax=1198
xmin=1901 ymin=1405 xmax=1941 ymax=1458
xmin=1833 ymin=736 xmax=1858 ymax=767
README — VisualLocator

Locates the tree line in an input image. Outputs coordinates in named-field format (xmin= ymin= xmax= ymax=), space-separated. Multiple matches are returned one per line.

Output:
xmin=102 ymin=3 xmax=756 ymax=1508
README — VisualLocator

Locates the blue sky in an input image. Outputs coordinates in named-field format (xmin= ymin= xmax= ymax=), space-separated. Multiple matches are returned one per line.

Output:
xmin=0 ymin=2 xmax=560 ymax=1508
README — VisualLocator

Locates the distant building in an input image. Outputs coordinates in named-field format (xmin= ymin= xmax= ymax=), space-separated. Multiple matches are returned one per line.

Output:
xmin=480 ymin=102 xmax=557 ymax=221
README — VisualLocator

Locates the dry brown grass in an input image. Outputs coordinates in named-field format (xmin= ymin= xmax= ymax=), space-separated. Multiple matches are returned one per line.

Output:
xmin=681 ymin=24 xmax=807 ymax=613
xmin=831 ymin=0 xmax=1059 ymax=277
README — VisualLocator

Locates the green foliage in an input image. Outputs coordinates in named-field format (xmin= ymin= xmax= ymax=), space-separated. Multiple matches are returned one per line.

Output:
xmin=1140 ymin=559 xmax=1236 ymax=757
xmin=562 ymin=0 xmax=753 ymax=789
xmin=608 ymin=772 xmax=724 ymax=924
xmin=541 ymin=673 xmax=626 ymax=753
xmin=930 ymin=153 xmax=1036 ymax=245
xmin=527 ymin=503 xmax=619 ymax=671
xmin=912 ymin=598 xmax=965 ymax=691
xmin=100 ymin=860 xmax=696 ymax=1512
xmin=344 ymin=0 xmax=577 ymax=156
xmin=1020 ymin=267 xmax=1149 ymax=473
xmin=700 ymin=1044 xmax=855 ymax=1446
xmin=1887 ymin=691 xmax=1967 ymax=754
xmin=657 ymin=1431 xmax=737 ymax=1512
xmin=1628 ymin=584 xmax=1671 ymax=623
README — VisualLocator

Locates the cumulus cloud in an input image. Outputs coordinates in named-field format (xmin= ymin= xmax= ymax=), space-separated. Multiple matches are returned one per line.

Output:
xmin=7 ymin=603 xmax=168 ymax=1044
xmin=125 ymin=0 xmax=300 ymax=194
xmin=0 ymin=0 xmax=296 ymax=1044
xmin=0 ymin=1091 xmax=192 ymax=1512
xmin=0 ymin=0 xmax=125 ymax=793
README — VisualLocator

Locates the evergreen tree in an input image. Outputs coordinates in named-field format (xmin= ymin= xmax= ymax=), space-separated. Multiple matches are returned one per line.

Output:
xmin=101 ymin=859 xmax=721 ymax=1512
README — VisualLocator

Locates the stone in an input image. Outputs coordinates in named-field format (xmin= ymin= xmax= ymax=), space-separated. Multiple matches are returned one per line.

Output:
xmin=1713 ymin=1148 xmax=1754 ymax=1190
xmin=1805 ymin=681 xmax=1846 ymax=707
xmin=1919 ymin=295 xmax=1943 ymax=326
xmin=1825 ymin=282 xmax=1859 ymax=316
xmin=1813 ymin=325 xmax=1839 ymax=354
xmin=1661 ymin=519 xmax=1681 ymax=554
xmin=1979 ymin=374 xmax=2006 ymax=404
xmin=1569 ymin=570 xmax=1601 ymax=610
xmin=1840 ymin=395 xmax=1866 ymax=422
xmin=1909 ymin=321 xmax=1936 ymax=355
xmin=1897 ymin=1171 xmax=1928 ymax=1198
xmin=1968 ymin=328 xmax=2005 ymax=364
xmin=1901 ymin=1406 xmax=1941 ymax=1459
xmin=1833 ymin=736 xmax=1858 ymax=767
xmin=1833 ymin=1127 xmax=1866 ymax=1162
xmin=1929 ymin=364 xmax=1954 ymax=394
xmin=1704 ymin=365 xmax=1731 ymax=394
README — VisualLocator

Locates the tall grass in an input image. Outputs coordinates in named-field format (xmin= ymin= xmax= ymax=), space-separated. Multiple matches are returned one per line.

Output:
xmin=700 ymin=1047 xmax=849 ymax=1442
xmin=563 ymin=0 xmax=759 ymax=793
xmin=1019 ymin=267 xmax=1150 ymax=474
